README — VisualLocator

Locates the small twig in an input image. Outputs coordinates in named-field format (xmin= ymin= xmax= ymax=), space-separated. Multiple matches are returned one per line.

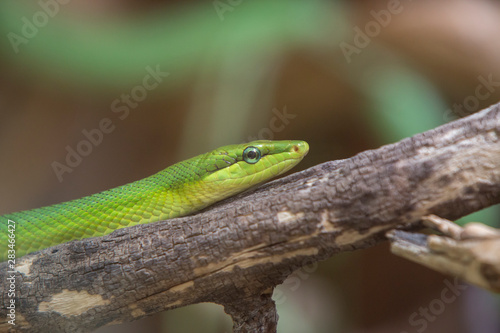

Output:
xmin=388 ymin=215 xmax=500 ymax=292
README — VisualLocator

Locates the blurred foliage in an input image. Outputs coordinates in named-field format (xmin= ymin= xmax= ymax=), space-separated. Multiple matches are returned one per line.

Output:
xmin=0 ymin=0 xmax=334 ymax=88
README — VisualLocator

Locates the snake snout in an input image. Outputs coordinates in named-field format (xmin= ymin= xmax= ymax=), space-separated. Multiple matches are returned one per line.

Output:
xmin=290 ymin=141 xmax=309 ymax=157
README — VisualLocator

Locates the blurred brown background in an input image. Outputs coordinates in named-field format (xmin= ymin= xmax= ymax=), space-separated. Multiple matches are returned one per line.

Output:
xmin=1 ymin=0 xmax=499 ymax=332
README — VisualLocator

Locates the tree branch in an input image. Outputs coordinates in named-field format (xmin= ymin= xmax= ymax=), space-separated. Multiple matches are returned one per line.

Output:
xmin=2 ymin=103 xmax=500 ymax=332
xmin=388 ymin=215 xmax=500 ymax=292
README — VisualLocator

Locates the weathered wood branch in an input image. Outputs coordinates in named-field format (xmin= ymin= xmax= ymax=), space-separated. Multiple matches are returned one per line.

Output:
xmin=388 ymin=215 xmax=500 ymax=292
xmin=2 ymin=103 xmax=500 ymax=332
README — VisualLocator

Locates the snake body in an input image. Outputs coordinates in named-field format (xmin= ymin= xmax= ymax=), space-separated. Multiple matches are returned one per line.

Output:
xmin=0 ymin=140 xmax=308 ymax=261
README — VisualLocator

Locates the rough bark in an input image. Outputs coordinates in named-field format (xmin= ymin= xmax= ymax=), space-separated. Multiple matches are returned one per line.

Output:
xmin=2 ymin=103 xmax=500 ymax=332
xmin=388 ymin=215 xmax=500 ymax=292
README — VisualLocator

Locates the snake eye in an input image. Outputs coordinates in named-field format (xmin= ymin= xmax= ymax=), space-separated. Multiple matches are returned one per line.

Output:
xmin=243 ymin=146 xmax=261 ymax=164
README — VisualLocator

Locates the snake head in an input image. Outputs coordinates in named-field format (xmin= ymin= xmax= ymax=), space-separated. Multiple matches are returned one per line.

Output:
xmin=203 ymin=140 xmax=309 ymax=191
xmin=162 ymin=140 xmax=309 ymax=215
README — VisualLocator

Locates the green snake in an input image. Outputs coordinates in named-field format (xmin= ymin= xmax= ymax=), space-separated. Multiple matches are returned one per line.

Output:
xmin=0 ymin=140 xmax=308 ymax=261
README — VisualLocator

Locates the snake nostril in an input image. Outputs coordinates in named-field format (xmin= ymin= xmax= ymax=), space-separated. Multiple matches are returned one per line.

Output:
xmin=293 ymin=145 xmax=299 ymax=152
